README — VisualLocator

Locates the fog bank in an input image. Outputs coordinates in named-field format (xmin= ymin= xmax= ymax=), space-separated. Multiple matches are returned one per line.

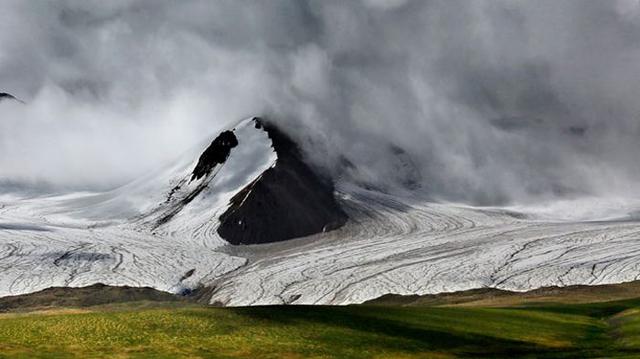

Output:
xmin=2 ymin=0 xmax=640 ymax=205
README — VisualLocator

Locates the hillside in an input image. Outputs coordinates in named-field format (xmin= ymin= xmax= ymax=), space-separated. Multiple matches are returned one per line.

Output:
xmin=4 ymin=292 xmax=640 ymax=357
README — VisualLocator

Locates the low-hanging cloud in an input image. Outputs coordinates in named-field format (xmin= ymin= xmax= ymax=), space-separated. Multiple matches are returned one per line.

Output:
xmin=1 ymin=0 xmax=640 ymax=205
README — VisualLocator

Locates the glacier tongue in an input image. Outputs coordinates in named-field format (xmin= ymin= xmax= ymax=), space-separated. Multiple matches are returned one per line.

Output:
xmin=206 ymin=186 xmax=640 ymax=305
xmin=4 ymin=118 xmax=640 ymax=304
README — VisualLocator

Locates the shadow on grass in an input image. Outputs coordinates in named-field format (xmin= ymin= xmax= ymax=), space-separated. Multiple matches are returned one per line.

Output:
xmin=198 ymin=305 xmax=583 ymax=358
xmin=511 ymin=298 xmax=640 ymax=318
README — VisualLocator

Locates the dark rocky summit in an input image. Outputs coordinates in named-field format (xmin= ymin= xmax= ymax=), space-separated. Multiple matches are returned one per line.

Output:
xmin=217 ymin=118 xmax=348 ymax=245
xmin=191 ymin=130 xmax=238 ymax=181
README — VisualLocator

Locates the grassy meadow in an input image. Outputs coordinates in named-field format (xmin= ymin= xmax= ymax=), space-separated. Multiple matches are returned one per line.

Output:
xmin=2 ymin=298 xmax=640 ymax=358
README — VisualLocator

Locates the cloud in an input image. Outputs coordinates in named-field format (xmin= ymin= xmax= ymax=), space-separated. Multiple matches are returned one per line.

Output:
xmin=1 ymin=0 xmax=640 ymax=205
xmin=362 ymin=0 xmax=409 ymax=10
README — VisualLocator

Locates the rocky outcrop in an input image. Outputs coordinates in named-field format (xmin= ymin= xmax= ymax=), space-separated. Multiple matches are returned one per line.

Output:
xmin=217 ymin=118 xmax=347 ymax=245
xmin=191 ymin=130 xmax=238 ymax=181
xmin=0 ymin=284 xmax=181 ymax=312
xmin=0 ymin=92 xmax=21 ymax=103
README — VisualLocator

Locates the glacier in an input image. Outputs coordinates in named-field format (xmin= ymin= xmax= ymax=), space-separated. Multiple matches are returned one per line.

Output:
xmin=3 ymin=118 xmax=640 ymax=305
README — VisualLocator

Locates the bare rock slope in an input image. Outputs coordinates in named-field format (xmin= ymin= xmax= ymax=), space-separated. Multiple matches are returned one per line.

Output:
xmin=217 ymin=119 xmax=347 ymax=244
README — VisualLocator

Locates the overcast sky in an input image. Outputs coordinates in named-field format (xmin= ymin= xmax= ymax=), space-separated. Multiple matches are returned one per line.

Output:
xmin=1 ymin=0 xmax=640 ymax=205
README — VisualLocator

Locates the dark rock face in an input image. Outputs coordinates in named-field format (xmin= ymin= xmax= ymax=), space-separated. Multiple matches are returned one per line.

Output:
xmin=217 ymin=118 xmax=347 ymax=245
xmin=0 ymin=92 xmax=19 ymax=103
xmin=191 ymin=130 xmax=238 ymax=181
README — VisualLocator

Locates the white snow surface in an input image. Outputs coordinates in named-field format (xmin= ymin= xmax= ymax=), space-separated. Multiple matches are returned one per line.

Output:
xmin=0 ymin=118 xmax=275 ymax=297
xmin=4 ymin=119 xmax=640 ymax=304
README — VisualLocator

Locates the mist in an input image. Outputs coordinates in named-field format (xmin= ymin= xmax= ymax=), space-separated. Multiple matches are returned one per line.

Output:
xmin=1 ymin=0 xmax=640 ymax=205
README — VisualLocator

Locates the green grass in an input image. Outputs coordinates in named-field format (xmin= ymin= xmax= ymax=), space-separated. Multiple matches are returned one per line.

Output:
xmin=2 ymin=300 xmax=640 ymax=358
